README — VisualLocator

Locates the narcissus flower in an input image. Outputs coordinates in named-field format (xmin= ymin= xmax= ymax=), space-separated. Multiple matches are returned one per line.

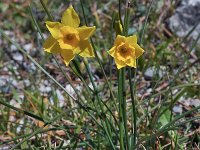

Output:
xmin=108 ymin=35 xmax=144 ymax=69
xmin=43 ymin=6 xmax=96 ymax=66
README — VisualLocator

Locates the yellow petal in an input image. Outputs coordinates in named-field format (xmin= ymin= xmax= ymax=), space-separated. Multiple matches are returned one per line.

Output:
xmin=43 ymin=36 xmax=61 ymax=54
xmin=115 ymin=43 xmax=134 ymax=61
xmin=78 ymin=40 xmax=94 ymax=57
xmin=108 ymin=46 xmax=116 ymax=57
xmin=58 ymin=39 xmax=74 ymax=49
xmin=133 ymin=43 xmax=144 ymax=58
xmin=115 ymin=58 xmax=126 ymax=69
xmin=114 ymin=35 xmax=126 ymax=46
xmin=77 ymin=26 xmax=96 ymax=40
xmin=60 ymin=26 xmax=79 ymax=36
xmin=125 ymin=57 xmax=137 ymax=68
xmin=46 ymin=21 xmax=63 ymax=39
xmin=58 ymin=26 xmax=80 ymax=49
xmin=126 ymin=35 xmax=137 ymax=44
xmin=61 ymin=6 xmax=80 ymax=28
xmin=60 ymin=49 xmax=75 ymax=66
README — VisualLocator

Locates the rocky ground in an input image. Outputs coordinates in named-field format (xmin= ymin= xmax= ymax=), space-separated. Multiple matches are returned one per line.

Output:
xmin=0 ymin=0 xmax=200 ymax=149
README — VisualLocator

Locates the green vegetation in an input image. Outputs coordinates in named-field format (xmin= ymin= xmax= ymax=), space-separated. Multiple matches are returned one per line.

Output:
xmin=0 ymin=0 xmax=199 ymax=149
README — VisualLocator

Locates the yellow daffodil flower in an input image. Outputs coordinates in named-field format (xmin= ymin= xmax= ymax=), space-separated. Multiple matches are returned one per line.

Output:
xmin=108 ymin=35 xmax=144 ymax=69
xmin=43 ymin=6 xmax=96 ymax=66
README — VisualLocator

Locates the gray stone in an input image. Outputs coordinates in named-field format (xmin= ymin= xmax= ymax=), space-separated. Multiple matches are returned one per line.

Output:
xmin=13 ymin=52 xmax=23 ymax=61
xmin=144 ymin=66 xmax=167 ymax=80
xmin=190 ymin=99 xmax=200 ymax=107
xmin=10 ymin=45 xmax=17 ymax=52
xmin=173 ymin=105 xmax=183 ymax=114
xmin=39 ymin=84 xmax=52 ymax=93
xmin=0 ymin=34 xmax=2 ymax=46
xmin=24 ymin=79 xmax=31 ymax=87
xmin=65 ymin=84 xmax=75 ymax=95
xmin=0 ymin=76 xmax=11 ymax=93
xmin=56 ymin=89 xmax=65 ymax=107
xmin=56 ymin=89 xmax=65 ymax=101
xmin=30 ymin=62 xmax=36 ymax=71
xmin=23 ymin=62 xmax=36 ymax=72
xmin=168 ymin=0 xmax=200 ymax=45
xmin=10 ymin=99 xmax=21 ymax=108
xmin=12 ymin=80 xmax=24 ymax=90
xmin=183 ymin=98 xmax=200 ymax=107
xmin=39 ymin=84 xmax=46 ymax=93
xmin=0 ymin=76 xmax=6 ymax=87
xmin=23 ymin=43 xmax=33 ymax=53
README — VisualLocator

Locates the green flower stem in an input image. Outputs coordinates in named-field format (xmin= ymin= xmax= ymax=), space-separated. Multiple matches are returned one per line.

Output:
xmin=118 ymin=69 xmax=125 ymax=150
xmin=80 ymin=0 xmax=116 ymax=106
xmin=29 ymin=5 xmax=44 ymax=40
xmin=70 ymin=61 xmax=94 ymax=94
xmin=82 ymin=58 xmax=116 ymax=150
xmin=39 ymin=0 xmax=53 ymax=21
xmin=123 ymin=2 xmax=131 ymax=149
xmin=79 ymin=1 xmax=119 ymax=147
xmin=118 ymin=0 xmax=124 ymax=28
xmin=116 ymin=1 xmax=131 ymax=149
xmin=139 ymin=0 xmax=154 ymax=44
xmin=81 ymin=59 xmax=118 ymax=127
xmin=128 ymin=0 xmax=154 ymax=148
xmin=117 ymin=1 xmax=131 ymax=149
xmin=123 ymin=1 xmax=130 ymax=36
xmin=118 ymin=68 xmax=129 ymax=150
xmin=128 ymin=68 xmax=137 ymax=147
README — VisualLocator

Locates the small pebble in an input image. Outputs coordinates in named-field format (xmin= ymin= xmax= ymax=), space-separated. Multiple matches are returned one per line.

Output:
xmin=173 ymin=105 xmax=183 ymax=114
xmin=23 ymin=43 xmax=32 ymax=53
xmin=13 ymin=52 xmax=23 ymax=61
xmin=10 ymin=45 xmax=17 ymax=52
